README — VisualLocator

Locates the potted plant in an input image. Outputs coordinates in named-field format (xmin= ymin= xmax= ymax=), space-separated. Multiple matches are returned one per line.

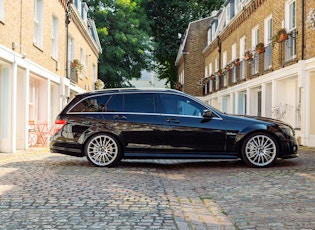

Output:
xmin=217 ymin=69 xmax=223 ymax=76
xmin=233 ymin=58 xmax=240 ymax=66
xmin=255 ymin=42 xmax=265 ymax=53
xmin=210 ymin=74 xmax=216 ymax=80
xmin=244 ymin=50 xmax=253 ymax=60
xmin=225 ymin=63 xmax=232 ymax=71
xmin=71 ymin=59 xmax=84 ymax=72
xmin=275 ymin=28 xmax=289 ymax=43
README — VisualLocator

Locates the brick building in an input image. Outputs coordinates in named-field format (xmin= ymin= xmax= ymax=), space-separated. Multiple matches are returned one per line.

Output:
xmin=175 ymin=17 xmax=212 ymax=96
xmin=176 ymin=0 xmax=315 ymax=147
xmin=0 ymin=0 xmax=102 ymax=152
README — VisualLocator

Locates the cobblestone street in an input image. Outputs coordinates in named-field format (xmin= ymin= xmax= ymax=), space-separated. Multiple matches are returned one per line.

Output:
xmin=0 ymin=147 xmax=314 ymax=230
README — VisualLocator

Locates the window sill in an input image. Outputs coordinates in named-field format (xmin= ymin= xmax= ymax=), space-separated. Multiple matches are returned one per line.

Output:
xmin=33 ymin=43 xmax=44 ymax=52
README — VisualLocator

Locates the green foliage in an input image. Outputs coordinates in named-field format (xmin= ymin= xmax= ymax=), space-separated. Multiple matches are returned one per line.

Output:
xmin=86 ymin=0 xmax=153 ymax=88
xmin=86 ymin=0 xmax=224 ymax=88
xmin=142 ymin=0 xmax=224 ymax=88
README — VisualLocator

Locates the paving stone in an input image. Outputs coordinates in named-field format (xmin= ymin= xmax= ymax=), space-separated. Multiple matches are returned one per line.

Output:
xmin=0 ymin=148 xmax=314 ymax=229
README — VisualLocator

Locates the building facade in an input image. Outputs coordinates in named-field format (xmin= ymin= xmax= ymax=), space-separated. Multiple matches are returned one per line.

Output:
xmin=176 ymin=0 xmax=315 ymax=147
xmin=0 ymin=0 xmax=102 ymax=152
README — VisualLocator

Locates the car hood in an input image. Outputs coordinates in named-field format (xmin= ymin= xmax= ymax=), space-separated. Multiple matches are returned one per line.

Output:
xmin=227 ymin=114 xmax=292 ymax=128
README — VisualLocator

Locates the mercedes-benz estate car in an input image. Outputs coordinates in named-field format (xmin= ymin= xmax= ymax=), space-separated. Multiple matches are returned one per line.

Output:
xmin=50 ymin=88 xmax=298 ymax=168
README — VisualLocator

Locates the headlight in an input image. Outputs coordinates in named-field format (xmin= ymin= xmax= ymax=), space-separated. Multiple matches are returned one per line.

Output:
xmin=280 ymin=125 xmax=294 ymax=136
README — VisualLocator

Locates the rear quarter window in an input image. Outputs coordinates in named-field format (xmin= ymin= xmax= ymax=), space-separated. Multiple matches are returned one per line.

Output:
xmin=69 ymin=95 xmax=110 ymax=112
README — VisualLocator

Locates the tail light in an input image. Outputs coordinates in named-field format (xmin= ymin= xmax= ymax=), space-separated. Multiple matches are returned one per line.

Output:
xmin=54 ymin=119 xmax=67 ymax=134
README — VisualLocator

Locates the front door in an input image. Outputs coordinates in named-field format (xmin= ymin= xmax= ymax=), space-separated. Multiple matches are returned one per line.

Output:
xmin=158 ymin=93 xmax=226 ymax=154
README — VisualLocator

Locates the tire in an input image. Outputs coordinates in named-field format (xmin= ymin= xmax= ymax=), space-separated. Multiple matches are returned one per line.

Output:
xmin=84 ymin=133 xmax=122 ymax=167
xmin=241 ymin=132 xmax=279 ymax=167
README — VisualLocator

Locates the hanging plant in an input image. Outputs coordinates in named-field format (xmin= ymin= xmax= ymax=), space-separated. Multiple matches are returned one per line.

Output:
xmin=217 ymin=69 xmax=224 ymax=76
xmin=71 ymin=59 xmax=84 ymax=72
xmin=233 ymin=58 xmax=240 ymax=66
xmin=272 ymin=28 xmax=289 ymax=43
xmin=306 ymin=8 xmax=315 ymax=30
xmin=255 ymin=42 xmax=265 ymax=53
xmin=244 ymin=50 xmax=253 ymax=60
xmin=225 ymin=63 xmax=232 ymax=71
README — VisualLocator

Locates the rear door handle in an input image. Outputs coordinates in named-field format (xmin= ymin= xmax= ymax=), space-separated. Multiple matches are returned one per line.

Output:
xmin=166 ymin=118 xmax=180 ymax=124
xmin=113 ymin=115 xmax=127 ymax=120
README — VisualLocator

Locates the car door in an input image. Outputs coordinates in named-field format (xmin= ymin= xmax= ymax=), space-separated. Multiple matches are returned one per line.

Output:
xmin=159 ymin=93 xmax=226 ymax=154
xmin=103 ymin=92 xmax=165 ymax=152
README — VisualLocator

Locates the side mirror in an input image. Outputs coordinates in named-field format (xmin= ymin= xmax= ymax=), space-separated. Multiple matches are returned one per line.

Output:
xmin=202 ymin=110 xmax=213 ymax=118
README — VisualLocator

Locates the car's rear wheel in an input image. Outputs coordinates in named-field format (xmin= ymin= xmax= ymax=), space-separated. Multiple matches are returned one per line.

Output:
xmin=85 ymin=133 xmax=122 ymax=167
xmin=241 ymin=132 xmax=279 ymax=167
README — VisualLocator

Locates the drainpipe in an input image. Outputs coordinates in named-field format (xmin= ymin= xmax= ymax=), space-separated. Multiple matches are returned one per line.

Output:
xmin=65 ymin=0 xmax=72 ymax=79
xmin=302 ymin=0 xmax=305 ymax=60
xmin=217 ymin=36 xmax=222 ymax=69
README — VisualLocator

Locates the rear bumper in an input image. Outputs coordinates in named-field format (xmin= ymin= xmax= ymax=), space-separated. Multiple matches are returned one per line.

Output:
xmin=50 ymin=141 xmax=84 ymax=157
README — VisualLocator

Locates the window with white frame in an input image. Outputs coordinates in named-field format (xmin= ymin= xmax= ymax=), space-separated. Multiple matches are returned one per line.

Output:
xmin=207 ymin=28 xmax=211 ymax=45
xmin=240 ymin=36 xmax=246 ymax=59
xmin=252 ymin=26 xmax=259 ymax=74
xmin=80 ymin=48 xmax=83 ymax=64
xmin=82 ymin=3 xmax=88 ymax=25
xmin=264 ymin=15 xmax=273 ymax=70
xmin=215 ymin=58 xmax=219 ymax=71
xmin=264 ymin=15 xmax=273 ymax=44
xmin=285 ymin=0 xmax=297 ymax=61
xmin=211 ymin=23 xmax=216 ymax=41
xmin=209 ymin=63 xmax=212 ymax=75
xmin=0 ymin=0 xmax=4 ymax=21
xmin=235 ymin=0 xmax=243 ymax=14
xmin=205 ymin=66 xmax=208 ymax=78
xmin=223 ymin=51 xmax=227 ymax=67
xmin=92 ymin=64 xmax=96 ymax=83
xmin=226 ymin=4 xmax=231 ymax=24
xmin=251 ymin=26 xmax=259 ymax=48
xmin=52 ymin=15 xmax=59 ymax=59
xmin=286 ymin=0 xmax=296 ymax=31
xmin=68 ymin=36 xmax=74 ymax=75
xmin=85 ymin=54 xmax=89 ymax=75
xmin=75 ymin=0 xmax=82 ymax=17
xmin=232 ymin=43 xmax=237 ymax=60
xmin=34 ymin=0 xmax=44 ymax=47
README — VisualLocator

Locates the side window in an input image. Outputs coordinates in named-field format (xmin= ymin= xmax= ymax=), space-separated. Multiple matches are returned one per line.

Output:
xmin=160 ymin=94 xmax=205 ymax=116
xmin=124 ymin=93 xmax=155 ymax=113
xmin=70 ymin=95 xmax=110 ymax=112
xmin=106 ymin=94 xmax=123 ymax=112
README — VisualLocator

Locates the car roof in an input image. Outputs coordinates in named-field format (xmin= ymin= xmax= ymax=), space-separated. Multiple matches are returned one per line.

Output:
xmin=75 ymin=87 xmax=181 ymax=97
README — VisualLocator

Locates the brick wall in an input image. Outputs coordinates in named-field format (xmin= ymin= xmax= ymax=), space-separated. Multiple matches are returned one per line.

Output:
xmin=0 ymin=0 xmax=99 ymax=91
xmin=177 ymin=18 xmax=211 ymax=97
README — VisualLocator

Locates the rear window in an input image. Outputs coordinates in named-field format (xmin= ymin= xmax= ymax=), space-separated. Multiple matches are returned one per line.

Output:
xmin=69 ymin=95 xmax=110 ymax=112
xmin=124 ymin=93 xmax=155 ymax=113
xmin=68 ymin=93 xmax=156 ymax=113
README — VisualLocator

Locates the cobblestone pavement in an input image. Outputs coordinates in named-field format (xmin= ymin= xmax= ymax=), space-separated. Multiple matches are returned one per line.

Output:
xmin=0 ymin=147 xmax=314 ymax=230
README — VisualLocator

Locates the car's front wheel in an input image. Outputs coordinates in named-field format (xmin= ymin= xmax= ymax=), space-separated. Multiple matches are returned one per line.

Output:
xmin=241 ymin=132 xmax=279 ymax=167
xmin=84 ymin=133 xmax=122 ymax=167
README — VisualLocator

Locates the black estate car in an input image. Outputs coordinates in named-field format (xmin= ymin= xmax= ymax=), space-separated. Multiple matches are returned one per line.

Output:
xmin=50 ymin=88 xmax=298 ymax=167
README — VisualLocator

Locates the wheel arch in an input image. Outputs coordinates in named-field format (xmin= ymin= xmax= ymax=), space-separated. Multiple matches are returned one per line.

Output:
xmin=235 ymin=126 xmax=282 ymax=157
